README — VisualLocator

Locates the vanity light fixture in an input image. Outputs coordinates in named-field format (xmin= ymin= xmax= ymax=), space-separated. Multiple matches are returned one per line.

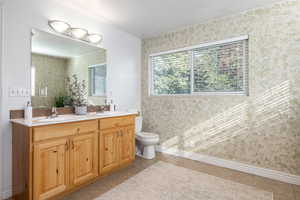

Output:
xmin=86 ymin=34 xmax=103 ymax=44
xmin=48 ymin=20 xmax=103 ymax=45
xmin=48 ymin=20 xmax=71 ymax=33
xmin=70 ymin=28 xmax=88 ymax=39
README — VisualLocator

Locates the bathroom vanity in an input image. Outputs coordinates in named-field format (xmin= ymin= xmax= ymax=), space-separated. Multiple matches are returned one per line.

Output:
xmin=11 ymin=112 xmax=137 ymax=200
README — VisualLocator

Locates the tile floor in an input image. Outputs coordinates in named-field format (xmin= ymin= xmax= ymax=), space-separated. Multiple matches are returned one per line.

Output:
xmin=7 ymin=153 xmax=300 ymax=200
xmin=62 ymin=153 xmax=299 ymax=200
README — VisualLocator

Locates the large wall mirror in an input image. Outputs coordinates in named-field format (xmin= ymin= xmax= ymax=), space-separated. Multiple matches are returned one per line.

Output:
xmin=31 ymin=29 xmax=107 ymax=108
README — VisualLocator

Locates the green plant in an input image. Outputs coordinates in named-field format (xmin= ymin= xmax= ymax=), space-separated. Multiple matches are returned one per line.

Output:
xmin=66 ymin=74 xmax=88 ymax=107
xmin=54 ymin=96 xmax=65 ymax=107
xmin=54 ymin=95 xmax=71 ymax=107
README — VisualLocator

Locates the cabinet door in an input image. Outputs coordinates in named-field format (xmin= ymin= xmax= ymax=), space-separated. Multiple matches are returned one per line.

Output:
xmin=119 ymin=126 xmax=135 ymax=166
xmin=99 ymin=128 xmax=119 ymax=175
xmin=33 ymin=138 xmax=69 ymax=200
xmin=70 ymin=132 xmax=98 ymax=186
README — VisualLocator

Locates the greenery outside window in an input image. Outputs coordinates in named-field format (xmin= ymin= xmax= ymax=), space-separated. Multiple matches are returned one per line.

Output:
xmin=149 ymin=36 xmax=248 ymax=95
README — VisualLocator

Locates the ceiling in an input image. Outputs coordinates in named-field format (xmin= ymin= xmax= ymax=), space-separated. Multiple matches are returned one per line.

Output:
xmin=56 ymin=0 xmax=283 ymax=38
xmin=31 ymin=29 xmax=105 ymax=58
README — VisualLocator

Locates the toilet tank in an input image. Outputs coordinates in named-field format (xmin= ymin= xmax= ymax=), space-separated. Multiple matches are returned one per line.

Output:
xmin=135 ymin=116 xmax=143 ymax=133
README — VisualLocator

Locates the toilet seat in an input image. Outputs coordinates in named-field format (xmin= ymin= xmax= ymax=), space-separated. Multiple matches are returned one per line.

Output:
xmin=136 ymin=132 xmax=159 ymax=140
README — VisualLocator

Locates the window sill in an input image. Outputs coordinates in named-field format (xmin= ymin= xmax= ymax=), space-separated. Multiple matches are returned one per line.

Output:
xmin=149 ymin=92 xmax=248 ymax=97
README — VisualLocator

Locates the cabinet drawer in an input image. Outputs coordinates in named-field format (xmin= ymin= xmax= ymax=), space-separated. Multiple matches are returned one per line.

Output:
xmin=73 ymin=120 xmax=98 ymax=134
xmin=33 ymin=120 xmax=98 ymax=142
xmin=100 ymin=116 xmax=134 ymax=130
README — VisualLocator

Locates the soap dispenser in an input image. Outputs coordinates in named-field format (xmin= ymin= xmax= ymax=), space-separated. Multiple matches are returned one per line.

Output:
xmin=24 ymin=101 xmax=32 ymax=120
xmin=110 ymin=99 xmax=115 ymax=112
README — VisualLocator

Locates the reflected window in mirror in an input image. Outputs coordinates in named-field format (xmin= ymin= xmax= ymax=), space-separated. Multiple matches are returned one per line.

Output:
xmin=88 ymin=64 xmax=106 ymax=96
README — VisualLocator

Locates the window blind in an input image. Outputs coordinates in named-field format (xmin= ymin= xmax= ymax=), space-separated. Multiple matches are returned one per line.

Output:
xmin=150 ymin=36 xmax=248 ymax=95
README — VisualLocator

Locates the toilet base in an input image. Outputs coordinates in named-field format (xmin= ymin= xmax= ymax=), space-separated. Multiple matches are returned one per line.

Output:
xmin=142 ymin=145 xmax=156 ymax=159
xmin=136 ymin=143 xmax=156 ymax=160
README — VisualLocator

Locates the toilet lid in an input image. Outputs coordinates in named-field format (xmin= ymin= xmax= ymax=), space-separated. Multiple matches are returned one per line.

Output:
xmin=136 ymin=132 xmax=159 ymax=139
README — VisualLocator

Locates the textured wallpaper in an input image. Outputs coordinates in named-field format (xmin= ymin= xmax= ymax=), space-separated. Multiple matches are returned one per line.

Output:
xmin=142 ymin=1 xmax=300 ymax=175
xmin=31 ymin=53 xmax=68 ymax=107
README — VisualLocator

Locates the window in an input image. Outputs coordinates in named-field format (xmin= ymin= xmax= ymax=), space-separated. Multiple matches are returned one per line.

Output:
xmin=149 ymin=36 xmax=248 ymax=95
xmin=88 ymin=64 xmax=106 ymax=96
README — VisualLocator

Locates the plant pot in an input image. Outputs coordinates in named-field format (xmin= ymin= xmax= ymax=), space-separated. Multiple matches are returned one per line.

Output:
xmin=75 ymin=106 xmax=87 ymax=115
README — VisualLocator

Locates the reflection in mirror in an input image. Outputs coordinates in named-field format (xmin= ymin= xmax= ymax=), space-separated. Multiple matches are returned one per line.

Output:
xmin=31 ymin=29 xmax=107 ymax=108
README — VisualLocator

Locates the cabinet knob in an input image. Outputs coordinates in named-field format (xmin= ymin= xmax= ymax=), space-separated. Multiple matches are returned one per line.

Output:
xmin=77 ymin=128 xmax=80 ymax=132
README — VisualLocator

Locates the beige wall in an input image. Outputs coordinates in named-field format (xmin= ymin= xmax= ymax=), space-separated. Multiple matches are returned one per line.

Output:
xmin=142 ymin=1 xmax=300 ymax=175
xmin=67 ymin=49 xmax=106 ymax=105
xmin=31 ymin=53 xmax=68 ymax=107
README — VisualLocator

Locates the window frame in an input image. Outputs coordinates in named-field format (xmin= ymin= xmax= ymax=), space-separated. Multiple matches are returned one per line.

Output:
xmin=88 ymin=63 xmax=107 ymax=97
xmin=149 ymin=35 xmax=249 ymax=96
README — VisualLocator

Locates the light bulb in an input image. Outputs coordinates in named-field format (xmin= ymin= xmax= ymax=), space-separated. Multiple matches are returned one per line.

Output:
xmin=70 ymin=28 xmax=88 ymax=39
xmin=48 ymin=20 xmax=70 ymax=33
xmin=86 ymin=34 xmax=103 ymax=44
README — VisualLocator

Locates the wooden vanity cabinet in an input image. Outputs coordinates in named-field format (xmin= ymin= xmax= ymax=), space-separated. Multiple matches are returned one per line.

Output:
xmin=33 ymin=138 xmax=69 ymax=200
xmin=100 ymin=128 xmax=120 ymax=174
xmin=32 ymin=120 xmax=99 ymax=200
xmin=119 ymin=126 xmax=135 ymax=165
xmin=99 ymin=116 xmax=136 ymax=175
xmin=12 ymin=115 xmax=136 ymax=200
xmin=70 ymin=132 xmax=98 ymax=186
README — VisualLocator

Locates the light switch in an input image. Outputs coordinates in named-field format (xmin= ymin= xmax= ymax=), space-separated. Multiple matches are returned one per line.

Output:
xmin=9 ymin=88 xmax=17 ymax=97
xmin=9 ymin=87 xmax=31 ymax=97
xmin=16 ymin=88 xmax=22 ymax=96
xmin=24 ymin=89 xmax=30 ymax=97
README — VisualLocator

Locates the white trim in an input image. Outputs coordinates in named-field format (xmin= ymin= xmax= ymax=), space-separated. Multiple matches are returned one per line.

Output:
xmin=88 ymin=63 xmax=106 ymax=68
xmin=1 ymin=189 xmax=12 ymax=199
xmin=149 ymin=35 xmax=248 ymax=57
xmin=1 ymin=184 xmax=23 ymax=199
xmin=243 ymin=39 xmax=249 ymax=96
xmin=156 ymin=146 xmax=300 ymax=186
xmin=149 ymin=92 xmax=246 ymax=97
xmin=0 ymin=4 xmax=3 ymax=200
xmin=189 ymin=50 xmax=194 ymax=94
xmin=148 ymin=56 xmax=154 ymax=96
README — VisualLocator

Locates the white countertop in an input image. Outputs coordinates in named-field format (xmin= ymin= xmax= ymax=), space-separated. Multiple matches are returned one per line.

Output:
xmin=10 ymin=111 xmax=138 ymax=127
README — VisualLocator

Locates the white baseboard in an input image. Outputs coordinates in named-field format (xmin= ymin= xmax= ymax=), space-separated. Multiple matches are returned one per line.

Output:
xmin=156 ymin=146 xmax=300 ymax=186
xmin=1 ymin=188 xmax=12 ymax=199
xmin=1 ymin=184 xmax=23 ymax=199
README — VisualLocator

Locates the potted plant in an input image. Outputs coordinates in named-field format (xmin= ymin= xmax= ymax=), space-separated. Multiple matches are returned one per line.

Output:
xmin=54 ymin=95 xmax=71 ymax=107
xmin=66 ymin=74 xmax=88 ymax=115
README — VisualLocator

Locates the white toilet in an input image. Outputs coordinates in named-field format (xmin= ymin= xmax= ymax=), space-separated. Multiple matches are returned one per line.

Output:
xmin=135 ymin=116 xmax=159 ymax=159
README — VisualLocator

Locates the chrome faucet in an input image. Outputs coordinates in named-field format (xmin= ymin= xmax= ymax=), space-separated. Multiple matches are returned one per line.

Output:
xmin=49 ymin=107 xmax=58 ymax=118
